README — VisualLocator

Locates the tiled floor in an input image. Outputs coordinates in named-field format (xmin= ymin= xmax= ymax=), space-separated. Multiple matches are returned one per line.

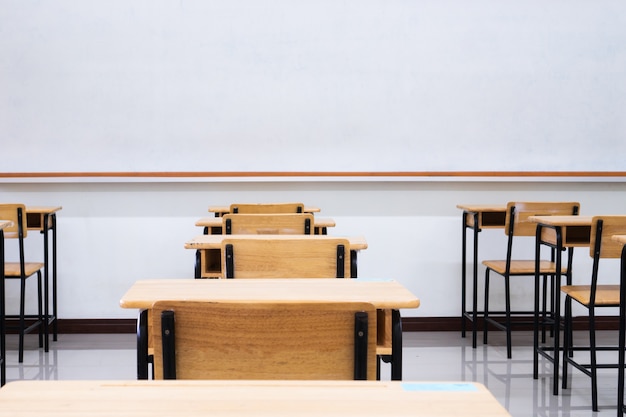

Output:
xmin=3 ymin=330 xmax=623 ymax=417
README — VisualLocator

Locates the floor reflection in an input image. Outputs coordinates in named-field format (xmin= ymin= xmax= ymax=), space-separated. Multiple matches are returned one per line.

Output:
xmin=2 ymin=330 xmax=622 ymax=417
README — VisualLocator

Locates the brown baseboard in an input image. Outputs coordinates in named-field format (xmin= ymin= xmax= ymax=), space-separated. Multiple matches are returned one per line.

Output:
xmin=20 ymin=316 xmax=619 ymax=334
xmin=56 ymin=319 xmax=137 ymax=334
xmin=403 ymin=315 xmax=620 ymax=332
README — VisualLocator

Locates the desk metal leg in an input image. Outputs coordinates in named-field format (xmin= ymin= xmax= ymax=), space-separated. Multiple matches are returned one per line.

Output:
xmin=533 ymin=225 xmax=572 ymax=397
xmin=43 ymin=214 xmax=50 ymax=352
xmin=52 ymin=214 xmax=58 ymax=341
xmin=618 ymin=245 xmax=626 ymax=416
xmin=137 ymin=309 xmax=149 ymax=380
xmin=0 ymin=230 xmax=6 ymax=386
xmin=41 ymin=213 xmax=59 ymax=352
xmin=391 ymin=309 xmax=402 ymax=380
xmin=194 ymin=250 xmax=201 ymax=279
xmin=461 ymin=211 xmax=480 ymax=348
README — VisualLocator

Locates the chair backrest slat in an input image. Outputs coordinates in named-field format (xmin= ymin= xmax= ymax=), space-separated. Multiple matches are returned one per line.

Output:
xmin=0 ymin=204 xmax=27 ymax=240
xmin=505 ymin=201 xmax=580 ymax=237
xmin=222 ymin=213 xmax=313 ymax=235
xmin=151 ymin=300 xmax=377 ymax=381
xmin=222 ymin=237 xmax=351 ymax=278
xmin=589 ymin=216 xmax=626 ymax=259
xmin=229 ymin=203 xmax=304 ymax=214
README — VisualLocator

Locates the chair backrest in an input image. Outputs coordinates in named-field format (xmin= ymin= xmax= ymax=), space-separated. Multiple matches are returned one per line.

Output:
xmin=0 ymin=204 xmax=27 ymax=240
xmin=222 ymin=237 xmax=352 ymax=278
xmin=589 ymin=216 xmax=626 ymax=259
xmin=222 ymin=213 xmax=313 ymax=235
xmin=229 ymin=202 xmax=304 ymax=214
xmin=505 ymin=201 xmax=580 ymax=237
xmin=151 ymin=300 xmax=377 ymax=380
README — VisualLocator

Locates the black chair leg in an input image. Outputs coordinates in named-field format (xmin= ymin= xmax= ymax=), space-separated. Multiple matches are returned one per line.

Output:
xmin=562 ymin=296 xmax=571 ymax=390
xmin=18 ymin=276 xmax=26 ymax=363
xmin=504 ymin=275 xmax=512 ymax=359
xmin=589 ymin=312 xmax=598 ymax=412
xmin=483 ymin=269 xmax=490 ymax=345
xmin=37 ymin=271 xmax=43 ymax=348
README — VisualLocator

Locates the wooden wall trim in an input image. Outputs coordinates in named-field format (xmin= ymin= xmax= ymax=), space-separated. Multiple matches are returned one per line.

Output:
xmin=1 ymin=171 xmax=626 ymax=179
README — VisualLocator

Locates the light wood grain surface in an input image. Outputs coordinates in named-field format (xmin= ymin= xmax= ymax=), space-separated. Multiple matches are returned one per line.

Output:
xmin=613 ymin=234 xmax=626 ymax=245
xmin=185 ymin=234 xmax=368 ymax=250
xmin=119 ymin=278 xmax=419 ymax=310
xmin=456 ymin=204 xmax=507 ymax=212
xmin=0 ymin=380 xmax=512 ymax=417
xmin=209 ymin=204 xmax=320 ymax=215
xmin=195 ymin=216 xmax=336 ymax=230
xmin=528 ymin=215 xmax=593 ymax=226
xmin=150 ymin=301 xmax=378 ymax=380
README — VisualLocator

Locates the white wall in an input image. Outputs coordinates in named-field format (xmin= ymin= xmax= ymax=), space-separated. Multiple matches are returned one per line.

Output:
xmin=1 ymin=178 xmax=624 ymax=320
xmin=2 ymin=0 xmax=626 ymax=173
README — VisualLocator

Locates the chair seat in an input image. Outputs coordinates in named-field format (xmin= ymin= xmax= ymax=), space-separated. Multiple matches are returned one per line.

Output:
xmin=4 ymin=262 xmax=45 ymax=277
xmin=561 ymin=284 xmax=620 ymax=306
xmin=482 ymin=259 xmax=567 ymax=275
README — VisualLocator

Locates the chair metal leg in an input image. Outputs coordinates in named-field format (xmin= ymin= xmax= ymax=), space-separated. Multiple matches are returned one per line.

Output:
xmin=483 ymin=269 xmax=490 ymax=345
xmin=504 ymin=275 xmax=512 ymax=359
xmin=37 ymin=271 xmax=43 ymax=348
xmin=18 ymin=276 xmax=26 ymax=363
xmin=562 ymin=296 xmax=571 ymax=389
xmin=589 ymin=310 xmax=598 ymax=412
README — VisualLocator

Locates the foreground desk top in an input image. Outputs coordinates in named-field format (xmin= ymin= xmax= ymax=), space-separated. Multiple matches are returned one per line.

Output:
xmin=185 ymin=234 xmax=368 ymax=250
xmin=0 ymin=380 xmax=511 ymax=417
xmin=120 ymin=278 xmax=419 ymax=310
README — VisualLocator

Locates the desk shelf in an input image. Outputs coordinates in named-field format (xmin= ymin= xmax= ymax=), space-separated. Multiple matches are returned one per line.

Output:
xmin=464 ymin=211 xmax=506 ymax=229
xmin=199 ymin=249 xmax=221 ymax=278
xmin=539 ymin=225 xmax=592 ymax=247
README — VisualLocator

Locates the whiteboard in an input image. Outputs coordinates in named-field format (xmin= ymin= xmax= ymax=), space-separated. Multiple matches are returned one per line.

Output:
xmin=1 ymin=0 xmax=625 ymax=174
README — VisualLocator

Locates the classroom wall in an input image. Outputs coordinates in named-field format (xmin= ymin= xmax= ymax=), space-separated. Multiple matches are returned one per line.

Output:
xmin=1 ymin=178 xmax=624 ymax=320
xmin=2 ymin=0 xmax=626 ymax=173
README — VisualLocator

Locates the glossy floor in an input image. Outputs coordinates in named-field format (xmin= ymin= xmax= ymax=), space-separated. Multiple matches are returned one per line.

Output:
xmin=3 ymin=330 xmax=623 ymax=417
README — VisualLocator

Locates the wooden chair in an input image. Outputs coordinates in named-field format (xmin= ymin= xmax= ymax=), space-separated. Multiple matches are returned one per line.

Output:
xmin=229 ymin=202 xmax=304 ymax=214
xmin=222 ymin=237 xmax=353 ymax=278
xmin=222 ymin=213 xmax=314 ymax=235
xmin=151 ymin=300 xmax=377 ymax=380
xmin=0 ymin=204 xmax=44 ymax=363
xmin=482 ymin=201 xmax=579 ymax=358
xmin=561 ymin=215 xmax=626 ymax=411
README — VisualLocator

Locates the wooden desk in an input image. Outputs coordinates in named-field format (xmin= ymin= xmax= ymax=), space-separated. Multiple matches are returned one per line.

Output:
xmin=613 ymin=234 xmax=626 ymax=415
xmin=195 ymin=216 xmax=336 ymax=235
xmin=456 ymin=204 xmax=507 ymax=347
xmin=0 ymin=380 xmax=511 ymax=417
xmin=209 ymin=205 xmax=321 ymax=217
xmin=120 ymin=278 xmax=419 ymax=381
xmin=185 ymin=234 xmax=367 ymax=278
xmin=528 ymin=215 xmax=592 ymax=397
xmin=0 ymin=221 xmax=10 ymax=386
xmin=25 ymin=206 xmax=62 ymax=352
